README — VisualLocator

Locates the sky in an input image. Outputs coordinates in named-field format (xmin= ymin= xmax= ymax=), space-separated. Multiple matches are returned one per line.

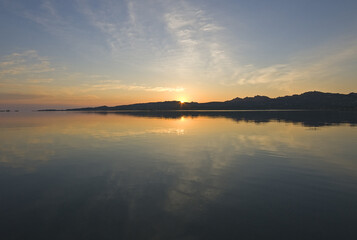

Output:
xmin=0 ymin=0 xmax=357 ymax=109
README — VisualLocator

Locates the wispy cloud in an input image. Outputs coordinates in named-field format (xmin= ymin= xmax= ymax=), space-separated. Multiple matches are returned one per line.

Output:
xmin=146 ymin=86 xmax=184 ymax=92
xmin=74 ymin=0 xmax=231 ymax=78
xmin=3 ymin=0 xmax=356 ymax=99
xmin=0 ymin=92 xmax=48 ymax=100
xmin=85 ymin=80 xmax=184 ymax=92
xmin=0 ymin=49 xmax=185 ymax=106
xmin=12 ymin=1 xmax=232 ymax=81
xmin=26 ymin=78 xmax=54 ymax=84
xmin=0 ymin=50 xmax=55 ymax=77
xmin=226 ymin=38 xmax=357 ymax=91
xmin=153 ymin=0 xmax=233 ymax=80
xmin=23 ymin=1 xmax=73 ymax=38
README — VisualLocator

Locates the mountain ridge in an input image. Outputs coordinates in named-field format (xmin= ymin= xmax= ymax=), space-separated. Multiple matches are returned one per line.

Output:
xmin=40 ymin=91 xmax=357 ymax=111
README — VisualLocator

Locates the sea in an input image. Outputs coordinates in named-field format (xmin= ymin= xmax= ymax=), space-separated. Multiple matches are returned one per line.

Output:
xmin=0 ymin=110 xmax=356 ymax=239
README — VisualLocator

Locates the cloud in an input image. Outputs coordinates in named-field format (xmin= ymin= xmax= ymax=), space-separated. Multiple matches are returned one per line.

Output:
xmin=86 ymin=81 xmax=184 ymax=92
xmin=226 ymin=38 xmax=357 ymax=89
xmin=0 ymin=49 xmax=185 ymax=105
xmin=23 ymin=0 xmax=74 ymax=35
xmin=26 ymin=78 xmax=54 ymax=84
xmin=0 ymin=50 xmax=55 ymax=78
xmin=75 ymin=0 xmax=178 ymax=70
xmin=161 ymin=2 xmax=229 ymax=75
xmin=22 ymin=1 xmax=70 ymax=36
xmin=145 ymin=86 xmax=184 ymax=92
xmin=4 ymin=0 xmax=356 ymax=97
xmin=0 ymin=92 xmax=48 ymax=100
xmin=73 ymin=0 xmax=231 ymax=79
xmin=12 ymin=1 xmax=231 ymax=80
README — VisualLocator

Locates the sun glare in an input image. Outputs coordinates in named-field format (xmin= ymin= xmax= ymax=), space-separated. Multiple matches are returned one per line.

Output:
xmin=178 ymin=97 xmax=188 ymax=103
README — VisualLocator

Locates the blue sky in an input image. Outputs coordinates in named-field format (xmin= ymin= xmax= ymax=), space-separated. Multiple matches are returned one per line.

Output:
xmin=1 ymin=0 xmax=357 ymax=108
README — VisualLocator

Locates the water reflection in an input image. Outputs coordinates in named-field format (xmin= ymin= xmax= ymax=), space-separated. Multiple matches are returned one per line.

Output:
xmin=82 ymin=110 xmax=357 ymax=127
xmin=0 ymin=111 xmax=356 ymax=239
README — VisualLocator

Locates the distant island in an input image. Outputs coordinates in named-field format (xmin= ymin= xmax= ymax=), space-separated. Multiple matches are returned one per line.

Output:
xmin=0 ymin=110 xmax=19 ymax=112
xmin=40 ymin=91 xmax=357 ymax=111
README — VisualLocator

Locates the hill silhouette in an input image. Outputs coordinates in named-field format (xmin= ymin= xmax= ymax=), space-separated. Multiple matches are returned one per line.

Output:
xmin=41 ymin=91 xmax=357 ymax=111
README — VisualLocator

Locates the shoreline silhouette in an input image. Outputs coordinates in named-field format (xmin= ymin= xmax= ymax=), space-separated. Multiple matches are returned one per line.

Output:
xmin=39 ymin=91 xmax=357 ymax=111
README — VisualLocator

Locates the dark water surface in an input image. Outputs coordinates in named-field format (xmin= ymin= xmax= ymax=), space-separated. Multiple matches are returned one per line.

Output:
xmin=1 ymin=111 xmax=356 ymax=240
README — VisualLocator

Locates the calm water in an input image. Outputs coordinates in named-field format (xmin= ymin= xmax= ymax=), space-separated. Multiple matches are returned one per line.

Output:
xmin=1 ymin=111 xmax=357 ymax=240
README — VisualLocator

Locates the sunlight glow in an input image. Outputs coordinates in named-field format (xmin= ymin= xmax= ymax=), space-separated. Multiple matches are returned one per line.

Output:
xmin=178 ymin=97 xmax=188 ymax=103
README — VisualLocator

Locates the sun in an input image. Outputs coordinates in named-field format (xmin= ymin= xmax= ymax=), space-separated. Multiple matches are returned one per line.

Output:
xmin=178 ymin=97 xmax=188 ymax=103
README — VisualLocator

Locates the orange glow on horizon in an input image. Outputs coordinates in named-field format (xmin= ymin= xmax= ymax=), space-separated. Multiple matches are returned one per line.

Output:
xmin=178 ymin=96 xmax=188 ymax=103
